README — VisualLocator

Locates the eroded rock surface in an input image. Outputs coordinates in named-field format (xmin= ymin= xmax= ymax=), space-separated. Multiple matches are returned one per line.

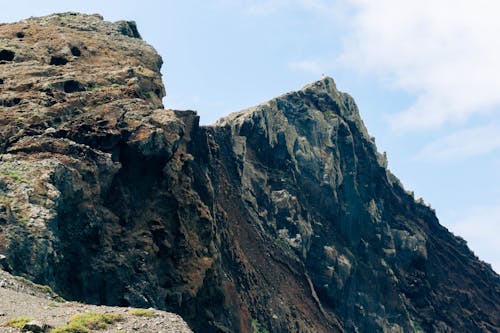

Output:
xmin=1 ymin=13 xmax=499 ymax=333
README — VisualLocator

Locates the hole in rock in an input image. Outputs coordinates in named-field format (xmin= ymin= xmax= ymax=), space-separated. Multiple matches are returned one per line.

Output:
xmin=0 ymin=50 xmax=15 ymax=61
xmin=63 ymin=80 xmax=84 ymax=93
xmin=70 ymin=46 xmax=81 ymax=57
xmin=1 ymin=97 xmax=21 ymax=107
xmin=50 ymin=56 xmax=68 ymax=66
xmin=0 ymin=78 xmax=4 ymax=84
xmin=16 ymin=32 xmax=25 ymax=38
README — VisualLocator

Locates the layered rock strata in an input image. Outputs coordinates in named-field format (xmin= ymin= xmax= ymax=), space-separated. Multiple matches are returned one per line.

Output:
xmin=1 ymin=13 xmax=499 ymax=333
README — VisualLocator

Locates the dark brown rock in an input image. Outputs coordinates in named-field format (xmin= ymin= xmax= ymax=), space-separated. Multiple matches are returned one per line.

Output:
xmin=22 ymin=320 xmax=52 ymax=333
xmin=0 ymin=13 xmax=499 ymax=333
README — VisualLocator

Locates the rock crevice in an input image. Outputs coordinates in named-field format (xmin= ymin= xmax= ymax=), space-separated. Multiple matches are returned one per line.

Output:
xmin=0 ymin=13 xmax=499 ymax=333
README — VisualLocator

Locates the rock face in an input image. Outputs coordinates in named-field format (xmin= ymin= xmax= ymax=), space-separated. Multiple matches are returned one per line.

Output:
xmin=1 ymin=13 xmax=499 ymax=333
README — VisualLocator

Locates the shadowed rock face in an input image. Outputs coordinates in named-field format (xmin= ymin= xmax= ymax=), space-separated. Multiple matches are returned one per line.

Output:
xmin=1 ymin=13 xmax=499 ymax=333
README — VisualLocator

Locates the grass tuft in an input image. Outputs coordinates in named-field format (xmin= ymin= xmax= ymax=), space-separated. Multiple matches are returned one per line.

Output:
xmin=1 ymin=317 xmax=33 ymax=328
xmin=128 ymin=308 xmax=155 ymax=317
xmin=51 ymin=325 xmax=89 ymax=333
xmin=52 ymin=312 xmax=123 ymax=333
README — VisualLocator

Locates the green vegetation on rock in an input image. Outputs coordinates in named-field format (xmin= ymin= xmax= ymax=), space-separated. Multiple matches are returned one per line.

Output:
xmin=0 ymin=162 xmax=29 ymax=183
xmin=128 ymin=308 xmax=155 ymax=317
xmin=251 ymin=319 xmax=270 ymax=333
xmin=1 ymin=317 xmax=33 ymax=329
xmin=13 ymin=275 xmax=65 ymax=302
xmin=52 ymin=312 xmax=123 ymax=333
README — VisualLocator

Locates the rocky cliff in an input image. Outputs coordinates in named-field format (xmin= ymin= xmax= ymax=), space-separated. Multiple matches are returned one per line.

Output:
xmin=1 ymin=13 xmax=499 ymax=333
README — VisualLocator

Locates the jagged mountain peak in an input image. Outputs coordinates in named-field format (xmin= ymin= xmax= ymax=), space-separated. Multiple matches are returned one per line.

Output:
xmin=218 ymin=76 xmax=344 ymax=124
xmin=220 ymin=76 xmax=364 ymax=127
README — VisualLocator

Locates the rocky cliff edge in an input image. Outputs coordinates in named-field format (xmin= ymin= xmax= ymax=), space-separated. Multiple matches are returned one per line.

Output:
xmin=1 ymin=13 xmax=499 ymax=333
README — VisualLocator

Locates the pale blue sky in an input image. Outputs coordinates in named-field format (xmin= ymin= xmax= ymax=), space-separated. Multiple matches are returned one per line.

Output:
xmin=2 ymin=1 xmax=499 ymax=272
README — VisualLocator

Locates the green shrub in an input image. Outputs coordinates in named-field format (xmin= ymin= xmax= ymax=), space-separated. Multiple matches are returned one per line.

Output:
xmin=251 ymin=319 xmax=270 ymax=333
xmin=89 ymin=85 xmax=105 ymax=92
xmin=52 ymin=312 xmax=123 ymax=333
xmin=0 ymin=169 xmax=28 ymax=183
xmin=324 ymin=110 xmax=335 ymax=119
xmin=54 ymin=295 xmax=66 ymax=303
xmin=51 ymin=325 xmax=88 ymax=333
xmin=128 ymin=308 xmax=155 ymax=317
xmin=1 ymin=317 xmax=33 ymax=328
xmin=18 ymin=216 xmax=30 ymax=224
xmin=140 ymin=91 xmax=151 ymax=99
xmin=105 ymin=75 xmax=121 ymax=84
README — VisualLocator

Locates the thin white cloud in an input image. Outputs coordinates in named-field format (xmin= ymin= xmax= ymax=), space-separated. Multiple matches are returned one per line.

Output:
xmin=418 ymin=124 xmax=500 ymax=161
xmin=447 ymin=203 xmax=500 ymax=273
xmin=238 ymin=0 xmax=346 ymax=17
xmin=337 ymin=0 xmax=500 ymax=131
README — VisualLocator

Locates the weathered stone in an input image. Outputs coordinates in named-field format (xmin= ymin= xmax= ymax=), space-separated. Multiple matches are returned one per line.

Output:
xmin=22 ymin=320 xmax=52 ymax=333
xmin=0 ymin=254 xmax=10 ymax=272
xmin=0 ymin=12 xmax=499 ymax=333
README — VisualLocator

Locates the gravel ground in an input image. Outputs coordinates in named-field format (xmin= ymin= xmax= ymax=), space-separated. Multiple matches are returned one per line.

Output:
xmin=0 ymin=270 xmax=193 ymax=333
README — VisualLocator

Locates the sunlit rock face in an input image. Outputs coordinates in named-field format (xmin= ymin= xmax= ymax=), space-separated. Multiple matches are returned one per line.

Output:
xmin=1 ymin=13 xmax=499 ymax=333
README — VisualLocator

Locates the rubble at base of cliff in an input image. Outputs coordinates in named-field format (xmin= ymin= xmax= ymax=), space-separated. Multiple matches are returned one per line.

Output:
xmin=0 ymin=269 xmax=193 ymax=333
